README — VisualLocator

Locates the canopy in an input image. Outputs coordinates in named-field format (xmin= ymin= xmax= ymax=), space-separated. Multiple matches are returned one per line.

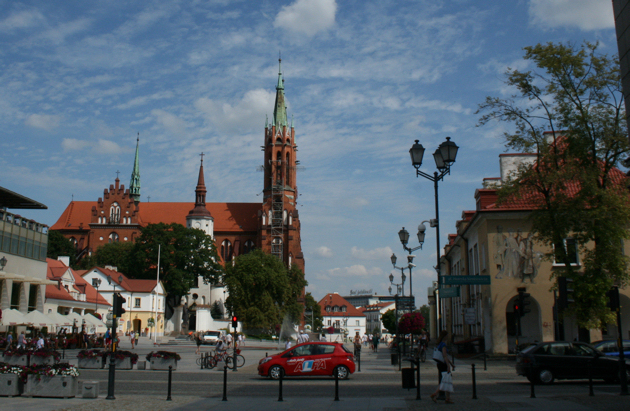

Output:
xmin=49 ymin=312 xmax=73 ymax=326
xmin=0 ymin=309 xmax=27 ymax=325
xmin=82 ymin=313 xmax=107 ymax=332
xmin=66 ymin=311 xmax=83 ymax=324
xmin=23 ymin=310 xmax=57 ymax=328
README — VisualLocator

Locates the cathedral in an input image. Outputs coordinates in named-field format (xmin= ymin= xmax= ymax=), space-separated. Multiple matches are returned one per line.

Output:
xmin=50 ymin=60 xmax=305 ymax=333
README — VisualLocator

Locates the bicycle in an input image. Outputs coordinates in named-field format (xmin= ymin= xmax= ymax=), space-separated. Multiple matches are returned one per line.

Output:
xmin=225 ymin=350 xmax=246 ymax=369
xmin=197 ymin=349 xmax=245 ymax=369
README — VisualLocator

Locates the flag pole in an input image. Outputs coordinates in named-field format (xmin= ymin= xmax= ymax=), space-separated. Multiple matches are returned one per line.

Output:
xmin=154 ymin=244 xmax=160 ymax=344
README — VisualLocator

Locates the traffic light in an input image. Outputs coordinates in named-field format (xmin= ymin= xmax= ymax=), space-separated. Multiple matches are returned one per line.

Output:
xmin=113 ymin=293 xmax=126 ymax=317
xmin=231 ymin=315 xmax=238 ymax=329
xmin=517 ymin=288 xmax=531 ymax=317
xmin=513 ymin=302 xmax=520 ymax=315
xmin=557 ymin=277 xmax=574 ymax=312
xmin=606 ymin=287 xmax=620 ymax=311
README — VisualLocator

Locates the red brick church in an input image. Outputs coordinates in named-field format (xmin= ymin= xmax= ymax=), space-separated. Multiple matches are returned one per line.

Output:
xmin=50 ymin=60 xmax=305 ymax=330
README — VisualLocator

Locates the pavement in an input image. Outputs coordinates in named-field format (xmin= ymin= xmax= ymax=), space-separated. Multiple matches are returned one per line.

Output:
xmin=2 ymin=337 xmax=630 ymax=410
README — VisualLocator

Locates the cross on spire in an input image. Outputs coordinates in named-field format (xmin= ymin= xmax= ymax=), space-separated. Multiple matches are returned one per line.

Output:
xmin=116 ymin=170 xmax=120 ymax=179
xmin=200 ymin=152 xmax=204 ymax=163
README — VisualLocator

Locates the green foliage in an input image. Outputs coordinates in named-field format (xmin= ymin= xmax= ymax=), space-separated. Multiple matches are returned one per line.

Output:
xmin=211 ymin=301 xmax=224 ymax=319
xmin=47 ymin=231 xmax=77 ymax=266
xmin=477 ymin=42 xmax=630 ymax=327
xmin=381 ymin=309 xmax=397 ymax=335
xmin=419 ymin=305 xmax=431 ymax=331
xmin=126 ymin=223 xmax=223 ymax=296
xmin=77 ymin=241 xmax=135 ymax=271
xmin=223 ymin=249 xmax=307 ymax=330
xmin=304 ymin=292 xmax=324 ymax=332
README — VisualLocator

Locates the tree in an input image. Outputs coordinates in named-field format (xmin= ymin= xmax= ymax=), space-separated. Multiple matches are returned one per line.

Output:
xmin=47 ymin=231 xmax=77 ymax=266
xmin=126 ymin=223 xmax=223 ymax=296
xmin=478 ymin=42 xmax=630 ymax=328
xmin=419 ymin=305 xmax=431 ymax=331
xmin=76 ymin=241 xmax=134 ymax=272
xmin=304 ymin=292 xmax=323 ymax=332
xmin=223 ymin=249 xmax=306 ymax=331
xmin=398 ymin=312 xmax=425 ymax=335
xmin=381 ymin=309 xmax=397 ymax=335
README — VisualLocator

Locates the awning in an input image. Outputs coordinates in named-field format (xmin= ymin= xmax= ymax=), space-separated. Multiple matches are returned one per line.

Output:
xmin=0 ymin=309 xmax=27 ymax=325
xmin=0 ymin=186 xmax=47 ymax=209
xmin=82 ymin=313 xmax=107 ymax=332
xmin=49 ymin=312 xmax=73 ymax=326
xmin=23 ymin=310 xmax=57 ymax=328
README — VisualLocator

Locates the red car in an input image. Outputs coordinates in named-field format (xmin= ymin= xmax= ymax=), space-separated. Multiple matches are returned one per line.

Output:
xmin=258 ymin=342 xmax=356 ymax=380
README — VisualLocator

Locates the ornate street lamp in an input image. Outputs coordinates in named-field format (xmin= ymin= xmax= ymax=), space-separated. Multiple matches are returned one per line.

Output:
xmin=92 ymin=278 xmax=102 ymax=313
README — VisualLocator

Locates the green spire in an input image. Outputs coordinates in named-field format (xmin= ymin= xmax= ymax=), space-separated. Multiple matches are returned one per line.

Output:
xmin=129 ymin=133 xmax=141 ymax=203
xmin=273 ymin=58 xmax=287 ymax=128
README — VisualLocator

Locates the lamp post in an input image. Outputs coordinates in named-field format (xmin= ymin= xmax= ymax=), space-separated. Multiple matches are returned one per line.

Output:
xmin=395 ymin=226 xmax=425 ymax=301
xmin=0 ymin=256 xmax=7 ymax=271
xmin=92 ymin=278 xmax=101 ymax=314
xmin=388 ymin=277 xmax=404 ymax=371
xmin=409 ymin=137 xmax=459 ymax=333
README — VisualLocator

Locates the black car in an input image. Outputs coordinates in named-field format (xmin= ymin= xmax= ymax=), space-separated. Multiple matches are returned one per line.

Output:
xmin=516 ymin=341 xmax=630 ymax=384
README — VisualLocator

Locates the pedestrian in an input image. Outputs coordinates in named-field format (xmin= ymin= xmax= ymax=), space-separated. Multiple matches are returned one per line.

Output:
xmin=17 ymin=331 xmax=26 ymax=349
xmin=372 ymin=332 xmax=379 ymax=353
xmin=430 ymin=330 xmax=455 ymax=404
xmin=285 ymin=338 xmax=292 ymax=350
xmin=135 ymin=330 xmax=139 ymax=346
xmin=226 ymin=333 xmax=233 ymax=349
xmin=353 ymin=332 xmax=361 ymax=357
xmin=105 ymin=329 xmax=111 ymax=350
xmin=6 ymin=332 xmax=13 ymax=348
xmin=36 ymin=334 xmax=45 ymax=349
xmin=195 ymin=332 xmax=202 ymax=355
xmin=130 ymin=330 xmax=135 ymax=349
xmin=238 ymin=333 xmax=243 ymax=347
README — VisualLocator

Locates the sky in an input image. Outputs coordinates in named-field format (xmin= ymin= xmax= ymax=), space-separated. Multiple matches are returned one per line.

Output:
xmin=0 ymin=0 xmax=621 ymax=306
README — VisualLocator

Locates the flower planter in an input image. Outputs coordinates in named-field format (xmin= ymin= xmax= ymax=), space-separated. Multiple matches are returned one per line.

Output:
xmin=78 ymin=357 xmax=104 ymax=369
xmin=4 ymin=355 xmax=28 ymax=366
xmin=0 ymin=374 xmax=23 ymax=397
xmin=29 ymin=356 xmax=56 ymax=366
xmin=104 ymin=356 xmax=132 ymax=370
xmin=24 ymin=375 xmax=77 ymax=398
xmin=150 ymin=357 xmax=177 ymax=371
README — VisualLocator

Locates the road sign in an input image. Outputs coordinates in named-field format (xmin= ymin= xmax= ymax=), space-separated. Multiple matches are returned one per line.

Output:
xmin=442 ymin=275 xmax=491 ymax=285
xmin=465 ymin=308 xmax=476 ymax=324
xmin=438 ymin=287 xmax=460 ymax=298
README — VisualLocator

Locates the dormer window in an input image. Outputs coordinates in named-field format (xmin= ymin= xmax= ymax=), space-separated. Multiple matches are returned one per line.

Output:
xmin=333 ymin=306 xmax=339 ymax=312
xmin=326 ymin=306 xmax=331 ymax=312
xmin=341 ymin=306 xmax=347 ymax=312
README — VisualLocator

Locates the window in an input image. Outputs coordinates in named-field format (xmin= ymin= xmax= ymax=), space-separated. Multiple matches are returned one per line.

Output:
xmin=109 ymin=232 xmax=119 ymax=243
xmin=554 ymin=238 xmax=579 ymax=265
xmin=356 ymin=320 xmax=359 ymax=326
xmin=341 ymin=306 xmax=347 ymax=312
xmin=109 ymin=202 xmax=121 ymax=224
xmin=326 ymin=306 xmax=331 ymax=312
xmin=221 ymin=240 xmax=233 ymax=262
xmin=243 ymin=240 xmax=255 ymax=254
xmin=134 ymin=298 xmax=141 ymax=308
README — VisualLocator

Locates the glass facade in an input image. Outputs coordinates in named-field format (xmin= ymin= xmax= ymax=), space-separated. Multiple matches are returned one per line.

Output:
xmin=0 ymin=210 xmax=48 ymax=261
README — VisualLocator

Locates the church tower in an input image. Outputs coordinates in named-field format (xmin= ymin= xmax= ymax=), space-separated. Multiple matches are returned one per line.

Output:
xmin=186 ymin=155 xmax=214 ymax=237
xmin=260 ymin=59 xmax=304 ymax=275
xmin=129 ymin=134 xmax=141 ymax=204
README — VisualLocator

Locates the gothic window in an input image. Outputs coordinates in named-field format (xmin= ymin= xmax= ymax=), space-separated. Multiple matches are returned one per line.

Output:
xmin=262 ymin=213 xmax=266 ymax=226
xmin=288 ymin=213 xmax=292 ymax=226
xmin=109 ymin=232 xmax=119 ymax=243
xmin=288 ymin=253 xmax=292 ymax=267
xmin=275 ymin=151 xmax=282 ymax=184
xmin=69 ymin=237 xmax=77 ymax=248
xmin=283 ymin=210 xmax=288 ymax=224
xmin=109 ymin=202 xmax=121 ymax=224
xmin=243 ymin=240 xmax=255 ymax=254
xmin=286 ymin=153 xmax=291 ymax=186
xmin=221 ymin=239 xmax=233 ymax=262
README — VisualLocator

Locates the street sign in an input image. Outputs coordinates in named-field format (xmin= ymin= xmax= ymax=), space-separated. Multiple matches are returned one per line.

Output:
xmin=465 ymin=308 xmax=476 ymax=324
xmin=438 ymin=287 xmax=460 ymax=298
xmin=442 ymin=275 xmax=491 ymax=285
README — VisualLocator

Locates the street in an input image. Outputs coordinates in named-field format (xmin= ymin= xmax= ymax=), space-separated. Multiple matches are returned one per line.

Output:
xmin=2 ymin=338 xmax=630 ymax=410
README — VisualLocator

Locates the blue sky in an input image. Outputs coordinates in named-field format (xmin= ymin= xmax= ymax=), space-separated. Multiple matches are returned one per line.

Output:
xmin=0 ymin=0 xmax=619 ymax=305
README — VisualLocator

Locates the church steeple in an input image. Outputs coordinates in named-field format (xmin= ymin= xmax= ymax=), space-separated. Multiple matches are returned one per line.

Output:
xmin=129 ymin=133 xmax=141 ymax=204
xmin=188 ymin=154 xmax=212 ymax=218
xmin=273 ymin=58 xmax=287 ymax=128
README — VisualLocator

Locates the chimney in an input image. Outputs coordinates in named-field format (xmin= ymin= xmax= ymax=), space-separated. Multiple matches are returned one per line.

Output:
xmin=58 ymin=256 xmax=70 ymax=267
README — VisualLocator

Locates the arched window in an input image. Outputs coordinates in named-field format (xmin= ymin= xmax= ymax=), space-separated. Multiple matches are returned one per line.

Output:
xmin=109 ymin=232 xmax=119 ymax=243
xmin=275 ymin=151 xmax=282 ymax=184
xmin=69 ymin=237 xmax=77 ymax=248
xmin=288 ymin=253 xmax=292 ymax=267
xmin=262 ymin=213 xmax=266 ymax=226
xmin=244 ymin=240 xmax=255 ymax=254
xmin=288 ymin=213 xmax=293 ymax=226
xmin=221 ymin=240 xmax=233 ymax=262
xmin=286 ymin=153 xmax=291 ymax=186
xmin=109 ymin=202 xmax=121 ymax=224
xmin=283 ymin=210 xmax=288 ymax=224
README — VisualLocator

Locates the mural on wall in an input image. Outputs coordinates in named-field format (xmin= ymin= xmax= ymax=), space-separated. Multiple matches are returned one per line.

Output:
xmin=494 ymin=226 xmax=543 ymax=283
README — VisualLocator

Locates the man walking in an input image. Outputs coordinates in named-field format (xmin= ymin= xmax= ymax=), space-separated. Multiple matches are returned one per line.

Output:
xmin=17 ymin=331 xmax=26 ymax=349
xmin=130 ymin=330 xmax=135 ymax=349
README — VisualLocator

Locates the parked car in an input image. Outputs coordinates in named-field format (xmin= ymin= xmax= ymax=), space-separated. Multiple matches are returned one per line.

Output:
xmin=202 ymin=331 xmax=222 ymax=345
xmin=258 ymin=342 xmax=356 ymax=380
xmin=516 ymin=341 xmax=630 ymax=384
xmin=592 ymin=340 xmax=630 ymax=357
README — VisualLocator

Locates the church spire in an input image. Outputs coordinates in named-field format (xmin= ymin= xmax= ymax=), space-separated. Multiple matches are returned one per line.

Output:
xmin=129 ymin=133 xmax=141 ymax=203
xmin=188 ymin=154 xmax=212 ymax=218
xmin=273 ymin=57 xmax=287 ymax=128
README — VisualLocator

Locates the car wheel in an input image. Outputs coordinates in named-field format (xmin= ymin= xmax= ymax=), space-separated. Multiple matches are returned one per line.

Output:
xmin=538 ymin=369 xmax=554 ymax=384
xmin=269 ymin=365 xmax=284 ymax=380
xmin=335 ymin=365 xmax=350 ymax=380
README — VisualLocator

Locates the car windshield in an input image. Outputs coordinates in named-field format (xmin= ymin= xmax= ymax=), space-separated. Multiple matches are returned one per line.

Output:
xmin=572 ymin=343 xmax=596 ymax=356
xmin=521 ymin=344 xmax=538 ymax=354
xmin=205 ymin=332 xmax=220 ymax=337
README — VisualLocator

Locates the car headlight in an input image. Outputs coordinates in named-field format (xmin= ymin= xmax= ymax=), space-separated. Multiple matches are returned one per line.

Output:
xmin=260 ymin=357 xmax=273 ymax=365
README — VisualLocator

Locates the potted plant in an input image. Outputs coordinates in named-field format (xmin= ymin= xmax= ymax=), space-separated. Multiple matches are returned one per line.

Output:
xmin=104 ymin=350 xmax=138 ymax=370
xmin=2 ymin=348 xmax=30 ymax=366
xmin=146 ymin=351 xmax=180 ymax=371
xmin=77 ymin=349 xmax=105 ymax=369
xmin=23 ymin=363 xmax=79 ymax=398
xmin=29 ymin=349 xmax=61 ymax=366
xmin=0 ymin=362 xmax=25 ymax=397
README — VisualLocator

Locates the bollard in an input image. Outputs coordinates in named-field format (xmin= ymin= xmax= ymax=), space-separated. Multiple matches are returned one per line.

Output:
xmin=166 ymin=365 xmax=172 ymax=401
xmin=334 ymin=369 xmax=339 ymax=401
xmin=62 ymin=346 xmax=65 ymax=360
xmin=472 ymin=363 xmax=477 ymax=399
xmin=529 ymin=363 xmax=536 ymax=398
xmin=416 ymin=360 xmax=421 ymax=400
xmin=222 ymin=365 xmax=228 ymax=401
xmin=588 ymin=360 xmax=594 ymax=397
xmin=483 ymin=352 xmax=487 ymax=371
xmin=278 ymin=369 xmax=283 ymax=401
xmin=357 ymin=350 xmax=361 ymax=372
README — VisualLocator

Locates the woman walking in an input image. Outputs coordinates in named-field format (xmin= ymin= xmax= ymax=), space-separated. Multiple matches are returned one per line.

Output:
xmin=195 ymin=332 xmax=202 ymax=355
xmin=430 ymin=330 xmax=455 ymax=404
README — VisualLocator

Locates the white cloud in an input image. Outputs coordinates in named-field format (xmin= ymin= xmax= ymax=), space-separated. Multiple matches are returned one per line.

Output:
xmin=528 ymin=0 xmax=614 ymax=31
xmin=327 ymin=265 xmax=384 ymax=277
xmin=151 ymin=109 xmax=191 ymax=137
xmin=351 ymin=246 xmax=393 ymax=261
xmin=195 ymin=88 xmax=275 ymax=133
xmin=95 ymin=139 xmax=123 ymax=154
xmin=274 ymin=0 xmax=337 ymax=37
xmin=0 ymin=10 xmax=45 ymax=32
xmin=314 ymin=246 xmax=334 ymax=258
xmin=25 ymin=114 xmax=61 ymax=131
xmin=62 ymin=138 xmax=91 ymax=151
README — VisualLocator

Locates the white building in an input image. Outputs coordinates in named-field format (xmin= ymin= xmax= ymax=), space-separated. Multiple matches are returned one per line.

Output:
xmin=318 ymin=293 xmax=366 ymax=342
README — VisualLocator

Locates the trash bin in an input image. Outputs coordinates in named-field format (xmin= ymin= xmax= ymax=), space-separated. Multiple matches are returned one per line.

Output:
xmin=401 ymin=368 xmax=416 ymax=389
xmin=391 ymin=353 xmax=398 ymax=365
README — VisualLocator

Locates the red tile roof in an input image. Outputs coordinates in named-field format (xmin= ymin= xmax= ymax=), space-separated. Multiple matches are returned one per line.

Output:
xmin=318 ymin=293 xmax=365 ymax=317
xmin=85 ymin=267 xmax=158 ymax=293
xmin=50 ymin=201 xmax=261 ymax=232
xmin=46 ymin=258 xmax=110 ymax=306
